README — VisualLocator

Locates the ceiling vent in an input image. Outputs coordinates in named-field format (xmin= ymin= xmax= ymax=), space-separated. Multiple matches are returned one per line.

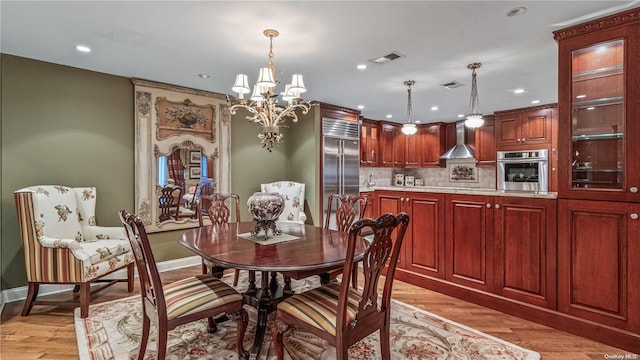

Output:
xmin=442 ymin=81 xmax=464 ymax=89
xmin=369 ymin=51 xmax=405 ymax=64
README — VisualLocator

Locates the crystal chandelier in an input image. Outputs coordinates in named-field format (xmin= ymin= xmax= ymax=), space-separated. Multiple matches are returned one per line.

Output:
xmin=228 ymin=29 xmax=312 ymax=152
xmin=464 ymin=62 xmax=484 ymax=128
xmin=401 ymin=80 xmax=417 ymax=135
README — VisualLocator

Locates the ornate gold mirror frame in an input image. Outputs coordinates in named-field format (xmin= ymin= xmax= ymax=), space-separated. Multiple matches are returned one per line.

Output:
xmin=132 ymin=79 xmax=231 ymax=233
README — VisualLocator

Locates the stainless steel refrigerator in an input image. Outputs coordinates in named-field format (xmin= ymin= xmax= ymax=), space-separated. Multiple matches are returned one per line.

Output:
xmin=322 ymin=118 xmax=361 ymax=229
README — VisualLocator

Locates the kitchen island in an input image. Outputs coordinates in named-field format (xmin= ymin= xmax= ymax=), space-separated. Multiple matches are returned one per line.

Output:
xmin=359 ymin=186 xmax=639 ymax=353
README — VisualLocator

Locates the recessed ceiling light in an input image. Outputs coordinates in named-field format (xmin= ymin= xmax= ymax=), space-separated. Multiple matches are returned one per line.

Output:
xmin=531 ymin=100 xmax=540 ymax=104
xmin=514 ymin=89 xmax=525 ymax=94
xmin=415 ymin=120 xmax=421 ymax=124
xmin=431 ymin=106 xmax=438 ymax=111
xmin=386 ymin=114 xmax=393 ymax=119
xmin=576 ymin=94 xmax=587 ymax=99
xmin=198 ymin=74 xmax=210 ymax=79
xmin=75 ymin=45 xmax=91 ymax=53
xmin=506 ymin=7 xmax=527 ymax=17
xmin=357 ymin=64 xmax=367 ymax=70
xmin=357 ymin=105 xmax=365 ymax=109
xmin=457 ymin=114 xmax=464 ymax=118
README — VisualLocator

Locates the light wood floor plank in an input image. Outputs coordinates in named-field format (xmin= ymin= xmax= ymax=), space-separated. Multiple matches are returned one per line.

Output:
xmin=0 ymin=265 xmax=630 ymax=360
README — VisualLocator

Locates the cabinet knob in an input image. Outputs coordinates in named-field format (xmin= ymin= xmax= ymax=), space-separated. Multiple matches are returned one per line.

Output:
xmin=400 ymin=198 xmax=404 ymax=202
xmin=371 ymin=150 xmax=375 ymax=161
xmin=486 ymin=203 xmax=492 ymax=208
xmin=630 ymin=187 xmax=638 ymax=193
xmin=495 ymin=204 xmax=501 ymax=209
xmin=522 ymin=138 xmax=526 ymax=142
xmin=552 ymin=168 xmax=556 ymax=171
xmin=517 ymin=138 xmax=521 ymax=142
xmin=406 ymin=198 xmax=410 ymax=203
xmin=631 ymin=213 xmax=639 ymax=220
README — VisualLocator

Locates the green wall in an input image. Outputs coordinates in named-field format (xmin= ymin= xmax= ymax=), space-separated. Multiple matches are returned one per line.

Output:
xmin=289 ymin=106 xmax=321 ymax=225
xmin=0 ymin=55 xmax=294 ymax=290
xmin=230 ymin=109 xmax=292 ymax=222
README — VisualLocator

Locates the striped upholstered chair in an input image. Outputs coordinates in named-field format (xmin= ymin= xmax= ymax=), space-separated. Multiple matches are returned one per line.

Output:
xmin=14 ymin=185 xmax=135 ymax=318
xmin=119 ymin=209 xmax=248 ymax=360
xmin=273 ymin=212 xmax=410 ymax=360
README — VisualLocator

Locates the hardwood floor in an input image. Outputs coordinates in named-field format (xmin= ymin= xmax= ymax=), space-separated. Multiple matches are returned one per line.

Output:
xmin=0 ymin=265 xmax=630 ymax=359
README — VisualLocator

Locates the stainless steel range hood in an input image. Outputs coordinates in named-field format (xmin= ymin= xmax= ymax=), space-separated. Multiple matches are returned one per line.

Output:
xmin=440 ymin=121 xmax=476 ymax=160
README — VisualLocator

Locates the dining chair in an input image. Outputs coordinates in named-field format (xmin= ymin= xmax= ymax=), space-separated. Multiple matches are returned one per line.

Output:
xmin=158 ymin=185 xmax=181 ymax=221
xmin=273 ymin=212 xmax=410 ymax=360
xmin=14 ymin=185 xmax=135 ymax=318
xmin=323 ymin=193 xmax=369 ymax=289
xmin=198 ymin=193 xmax=244 ymax=286
xmin=119 ymin=210 xmax=248 ymax=360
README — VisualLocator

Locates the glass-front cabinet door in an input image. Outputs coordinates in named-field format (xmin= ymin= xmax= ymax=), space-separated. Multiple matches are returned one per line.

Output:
xmin=555 ymin=16 xmax=640 ymax=202
xmin=570 ymin=39 xmax=624 ymax=191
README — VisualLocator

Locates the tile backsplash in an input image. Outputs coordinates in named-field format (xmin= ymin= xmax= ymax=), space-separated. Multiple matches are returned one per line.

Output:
xmin=360 ymin=164 xmax=496 ymax=189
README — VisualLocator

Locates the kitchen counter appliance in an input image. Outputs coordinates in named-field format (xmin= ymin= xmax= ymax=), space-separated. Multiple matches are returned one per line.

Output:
xmin=497 ymin=149 xmax=548 ymax=193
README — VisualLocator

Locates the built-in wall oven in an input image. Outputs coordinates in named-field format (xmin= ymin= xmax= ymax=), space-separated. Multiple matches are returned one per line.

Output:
xmin=497 ymin=149 xmax=548 ymax=193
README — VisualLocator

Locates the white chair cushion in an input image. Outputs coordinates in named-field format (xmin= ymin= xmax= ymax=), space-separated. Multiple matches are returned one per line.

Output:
xmin=27 ymin=185 xmax=84 ymax=242
xmin=73 ymin=187 xmax=97 ymax=226
xmin=261 ymin=181 xmax=305 ymax=223
xmin=71 ymin=238 xmax=131 ymax=266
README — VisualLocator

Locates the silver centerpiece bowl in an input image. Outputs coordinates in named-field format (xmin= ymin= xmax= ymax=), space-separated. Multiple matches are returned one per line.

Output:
xmin=247 ymin=192 xmax=285 ymax=238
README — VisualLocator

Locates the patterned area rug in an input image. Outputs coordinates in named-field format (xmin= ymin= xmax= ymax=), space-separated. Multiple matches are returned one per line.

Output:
xmin=75 ymin=272 xmax=540 ymax=360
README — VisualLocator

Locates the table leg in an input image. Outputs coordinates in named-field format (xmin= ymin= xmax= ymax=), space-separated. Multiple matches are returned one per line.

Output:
xmin=320 ymin=272 xmax=331 ymax=285
xmin=248 ymin=271 xmax=272 ymax=358
xmin=283 ymin=275 xmax=293 ymax=295
xmin=246 ymin=270 xmax=257 ymax=295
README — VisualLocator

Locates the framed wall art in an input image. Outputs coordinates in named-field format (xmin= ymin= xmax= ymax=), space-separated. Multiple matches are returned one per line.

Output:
xmin=189 ymin=166 xmax=202 ymax=179
xmin=189 ymin=150 xmax=202 ymax=164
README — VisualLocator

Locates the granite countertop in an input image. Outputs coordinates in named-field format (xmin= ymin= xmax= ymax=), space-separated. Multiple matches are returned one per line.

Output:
xmin=361 ymin=186 xmax=558 ymax=199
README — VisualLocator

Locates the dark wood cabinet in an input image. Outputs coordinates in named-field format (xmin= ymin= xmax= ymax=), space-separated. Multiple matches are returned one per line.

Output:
xmin=359 ymin=191 xmax=375 ymax=219
xmin=473 ymin=115 xmax=496 ymax=167
xmin=558 ymin=199 xmax=640 ymax=332
xmin=379 ymin=122 xmax=397 ymax=167
xmin=375 ymin=191 xmax=446 ymax=278
xmin=375 ymin=190 xmax=407 ymax=268
xmin=445 ymin=194 xmax=494 ymax=292
xmin=404 ymin=129 xmax=420 ymax=167
xmin=419 ymin=123 xmax=447 ymax=167
xmin=493 ymin=197 xmax=557 ymax=308
xmin=393 ymin=127 xmax=406 ymax=167
xmin=404 ymin=192 xmax=446 ymax=279
xmin=495 ymin=105 xmax=556 ymax=150
xmin=360 ymin=119 xmax=379 ymax=166
xmin=360 ymin=120 xmax=449 ymax=168
xmin=555 ymin=9 xmax=640 ymax=202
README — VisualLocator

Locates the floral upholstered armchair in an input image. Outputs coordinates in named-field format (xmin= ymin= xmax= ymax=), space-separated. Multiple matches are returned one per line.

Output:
xmin=14 ymin=185 xmax=135 ymax=318
xmin=260 ymin=181 xmax=306 ymax=224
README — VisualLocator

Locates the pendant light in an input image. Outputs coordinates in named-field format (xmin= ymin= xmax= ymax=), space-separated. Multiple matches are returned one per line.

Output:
xmin=401 ymin=80 xmax=417 ymax=135
xmin=465 ymin=62 xmax=484 ymax=128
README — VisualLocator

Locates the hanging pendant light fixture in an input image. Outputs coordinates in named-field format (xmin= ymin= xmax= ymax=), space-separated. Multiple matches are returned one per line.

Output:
xmin=464 ymin=62 xmax=485 ymax=128
xmin=401 ymin=80 xmax=417 ymax=135
xmin=228 ymin=29 xmax=312 ymax=152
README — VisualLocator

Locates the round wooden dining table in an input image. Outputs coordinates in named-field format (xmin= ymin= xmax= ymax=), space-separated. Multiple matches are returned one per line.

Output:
xmin=178 ymin=221 xmax=369 ymax=359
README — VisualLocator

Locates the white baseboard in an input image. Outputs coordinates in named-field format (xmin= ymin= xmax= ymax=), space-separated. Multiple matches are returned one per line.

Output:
xmin=0 ymin=256 xmax=201 ymax=308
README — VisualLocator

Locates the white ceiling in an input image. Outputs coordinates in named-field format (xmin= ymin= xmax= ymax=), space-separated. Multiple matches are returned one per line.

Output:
xmin=2 ymin=1 xmax=638 ymax=124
